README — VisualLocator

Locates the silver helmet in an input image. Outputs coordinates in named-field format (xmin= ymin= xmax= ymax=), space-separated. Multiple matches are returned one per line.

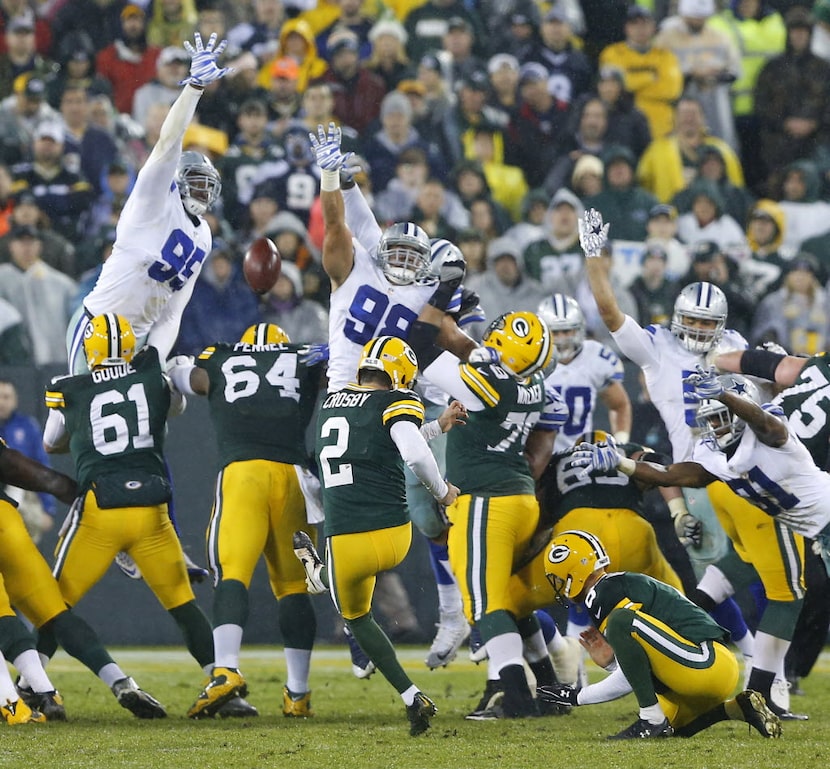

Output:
xmin=671 ymin=282 xmax=727 ymax=354
xmin=377 ymin=222 xmax=431 ymax=285
xmin=175 ymin=150 xmax=222 ymax=217
xmin=695 ymin=373 xmax=760 ymax=451
xmin=537 ymin=294 xmax=585 ymax=363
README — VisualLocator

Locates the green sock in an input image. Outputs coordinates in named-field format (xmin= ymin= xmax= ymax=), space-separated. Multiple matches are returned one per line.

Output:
xmin=213 ymin=579 xmax=249 ymax=628
xmin=279 ymin=593 xmax=316 ymax=650
xmin=47 ymin=610 xmax=114 ymax=674
xmin=0 ymin=615 xmax=35 ymax=660
xmin=348 ymin=613 xmax=412 ymax=694
xmin=169 ymin=601 xmax=215 ymax=668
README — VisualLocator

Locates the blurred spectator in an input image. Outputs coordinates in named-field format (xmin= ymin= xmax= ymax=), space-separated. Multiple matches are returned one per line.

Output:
xmin=468 ymin=195 xmax=507 ymax=240
xmin=467 ymin=235 xmax=545 ymax=324
xmin=522 ymin=187 xmax=584 ymax=294
xmin=775 ymin=160 xmax=830 ymax=250
xmin=365 ymin=19 xmax=410 ymax=92
xmin=645 ymin=203 xmax=690 ymax=282
xmin=523 ymin=6 xmax=592 ymax=107
xmin=675 ymin=178 xmax=747 ymax=251
xmin=655 ymin=0 xmax=741 ymax=151
xmin=580 ymin=0 xmax=630 ymax=63
xmin=52 ymin=0 xmax=124 ymax=53
xmin=258 ymin=18 xmax=327 ymax=94
xmin=45 ymin=30 xmax=113 ymax=110
xmin=410 ymin=176 xmax=461 ymax=240
xmin=628 ymin=243 xmax=682 ymax=327
xmin=264 ymin=56 xmax=302 ymax=131
xmin=478 ymin=0 xmax=541 ymax=59
xmin=671 ymin=143 xmax=755 ymax=226
xmin=60 ymin=84 xmax=118 ymax=196
xmin=502 ymin=187 xmax=547 ymax=254
xmin=448 ymin=159 xmax=511 ymax=231
xmin=259 ymin=260 xmax=328 ymax=343
xmin=362 ymin=90 xmax=445 ymax=192
xmin=0 ymin=378 xmax=54 ymax=542
xmin=487 ymin=53 xmax=520 ymax=116
xmin=316 ymin=0 xmax=373 ymax=62
xmin=373 ymin=146 xmax=430 ymax=224
xmin=0 ymin=223 xmax=76 ymax=364
xmin=84 ymin=160 xmax=133 ymax=261
xmin=594 ymin=65 xmax=652 ymax=161
xmin=570 ymin=153 xmax=604 ymax=198
xmin=71 ymin=227 xmax=115 ymax=315
xmin=751 ymin=253 xmax=830 ymax=354
xmin=316 ymin=28 xmax=385 ymax=134
xmin=297 ymin=81 xmax=360 ymax=152
xmin=739 ymin=199 xmax=791 ymax=301
xmin=413 ymin=53 xmax=453 ymax=147
xmin=0 ymin=75 xmax=58 ymax=165
xmin=466 ymin=124 xmax=527 ymax=222
xmin=438 ymin=15 xmax=486 ymax=92
xmin=11 ymin=121 xmax=94 ymax=242
xmin=681 ymin=240 xmax=754 ymax=336
xmin=599 ymin=6 xmax=683 ymax=140
xmin=96 ymin=4 xmax=162 ymax=117
xmin=708 ymin=0 xmax=786 ymax=192
xmin=584 ymin=144 xmax=658 ymax=242
xmin=0 ymin=191 xmax=76 ymax=277
xmin=263 ymin=209 xmax=328 ymax=306
xmin=175 ymin=245 xmax=260 ymax=355
xmin=637 ymin=96 xmax=745 ymax=202
xmin=754 ymin=8 xmax=830 ymax=192
xmin=0 ymin=296 xmax=27 ymax=363
xmin=404 ymin=0 xmax=485 ymax=63
xmin=146 ymin=0 xmax=198 ymax=48
xmin=455 ymin=226 xmax=487 ymax=281
xmin=813 ymin=0 xmax=830 ymax=61
xmin=0 ymin=162 xmax=11 ymax=235
xmin=227 ymin=0 xmax=285 ymax=65
xmin=0 ymin=3 xmax=50 ymax=56
xmin=132 ymin=45 xmax=190 ymax=126
xmin=0 ymin=15 xmax=51 ymax=99
xmin=507 ymin=61 xmax=568 ymax=191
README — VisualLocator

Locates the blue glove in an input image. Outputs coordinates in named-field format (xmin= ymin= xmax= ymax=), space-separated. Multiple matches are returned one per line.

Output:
xmin=299 ymin=343 xmax=329 ymax=366
xmin=762 ymin=402 xmax=785 ymax=418
xmin=577 ymin=208 xmax=610 ymax=258
xmin=536 ymin=684 xmax=579 ymax=707
xmin=683 ymin=365 xmax=724 ymax=401
xmin=309 ymin=122 xmax=355 ymax=172
xmin=180 ymin=32 xmax=232 ymax=87
xmin=537 ymin=386 xmax=568 ymax=432
xmin=571 ymin=436 xmax=621 ymax=477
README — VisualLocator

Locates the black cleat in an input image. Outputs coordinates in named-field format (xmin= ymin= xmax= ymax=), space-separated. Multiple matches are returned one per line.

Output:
xmin=406 ymin=692 xmax=436 ymax=736
xmin=112 ymin=677 xmax=167 ymax=719
xmin=608 ymin=717 xmax=673 ymax=740
xmin=735 ymin=690 xmax=782 ymax=738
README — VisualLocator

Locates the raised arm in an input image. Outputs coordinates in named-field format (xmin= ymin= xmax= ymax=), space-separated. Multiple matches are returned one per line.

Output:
xmin=579 ymin=209 xmax=625 ymax=333
xmin=599 ymin=381 xmax=632 ymax=444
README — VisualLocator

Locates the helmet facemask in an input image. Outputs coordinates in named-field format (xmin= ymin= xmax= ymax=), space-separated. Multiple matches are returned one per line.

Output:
xmin=671 ymin=282 xmax=727 ymax=354
xmin=176 ymin=151 xmax=222 ymax=217
xmin=377 ymin=223 xmax=431 ymax=285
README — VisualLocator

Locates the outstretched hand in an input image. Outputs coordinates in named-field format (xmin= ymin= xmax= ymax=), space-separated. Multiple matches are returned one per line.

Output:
xmin=309 ymin=122 xmax=355 ymax=173
xmin=437 ymin=400 xmax=468 ymax=433
xmin=570 ymin=435 xmax=621 ymax=478
xmin=577 ymin=208 xmax=610 ymax=258
xmin=181 ymin=32 xmax=232 ymax=87
xmin=683 ymin=365 xmax=724 ymax=401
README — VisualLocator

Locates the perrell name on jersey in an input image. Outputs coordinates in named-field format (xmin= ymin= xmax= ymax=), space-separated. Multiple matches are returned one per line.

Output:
xmin=316 ymin=385 xmax=424 ymax=537
xmin=196 ymin=342 xmax=320 ymax=468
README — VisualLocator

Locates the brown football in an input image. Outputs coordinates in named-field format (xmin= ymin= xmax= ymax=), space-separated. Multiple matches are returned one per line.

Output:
xmin=243 ymin=237 xmax=281 ymax=294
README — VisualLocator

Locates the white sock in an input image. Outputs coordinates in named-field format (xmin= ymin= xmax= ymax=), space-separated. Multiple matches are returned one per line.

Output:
xmin=753 ymin=631 xmax=790 ymax=674
xmin=0 ymin=652 xmax=18 ymax=702
xmin=735 ymin=630 xmax=754 ymax=659
xmin=566 ymin=619 xmax=589 ymax=638
xmin=640 ymin=702 xmax=667 ymax=725
xmin=484 ymin=631 xmax=524 ymax=674
xmin=400 ymin=685 xmax=419 ymax=706
xmin=98 ymin=663 xmax=127 ymax=688
xmin=213 ymin=624 xmax=243 ymax=669
xmin=284 ymin=648 xmax=312 ymax=694
xmin=12 ymin=650 xmax=53 ymax=693
xmin=522 ymin=629 xmax=548 ymax=664
xmin=547 ymin=625 xmax=566 ymax=652
xmin=436 ymin=581 xmax=463 ymax=616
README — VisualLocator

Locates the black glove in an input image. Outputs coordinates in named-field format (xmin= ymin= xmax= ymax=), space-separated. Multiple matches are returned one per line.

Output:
xmin=457 ymin=287 xmax=485 ymax=325
xmin=428 ymin=247 xmax=466 ymax=312
xmin=536 ymin=684 xmax=579 ymax=707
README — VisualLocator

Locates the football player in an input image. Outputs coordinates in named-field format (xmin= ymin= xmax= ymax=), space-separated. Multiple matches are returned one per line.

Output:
xmin=309 ymin=122 xmax=479 ymax=669
xmin=536 ymin=530 xmax=782 ymax=740
xmin=293 ymin=336 xmax=461 ymax=736
xmin=168 ymin=323 xmax=324 ymax=719
xmin=43 ymin=313 xmax=220 ymax=717
xmin=579 ymin=208 xmax=805 ymax=720
xmin=59 ymin=32 xmax=231 ymax=583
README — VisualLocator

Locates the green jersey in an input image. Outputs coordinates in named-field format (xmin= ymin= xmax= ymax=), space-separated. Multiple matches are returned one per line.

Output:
xmin=586 ymin=572 xmax=728 ymax=642
xmin=196 ymin=342 xmax=319 ymax=467
xmin=44 ymin=348 xmax=170 ymax=505
xmin=316 ymin=385 xmax=425 ymax=537
xmin=775 ymin=353 xmax=830 ymax=469
xmin=446 ymin=361 xmax=546 ymax=496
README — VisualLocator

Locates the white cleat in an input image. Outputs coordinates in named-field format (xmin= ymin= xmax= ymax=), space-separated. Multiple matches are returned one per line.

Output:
xmin=425 ymin=610 xmax=470 ymax=669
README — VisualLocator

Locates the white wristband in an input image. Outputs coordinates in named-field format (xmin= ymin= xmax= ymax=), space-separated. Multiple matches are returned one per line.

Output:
xmin=613 ymin=431 xmax=630 ymax=445
xmin=320 ymin=169 xmax=340 ymax=192
xmin=618 ymin=456 xmax=636 ymax=476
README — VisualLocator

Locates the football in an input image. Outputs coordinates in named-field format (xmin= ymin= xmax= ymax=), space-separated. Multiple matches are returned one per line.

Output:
xmin=243 ymin=237 xmax=281 ymax=294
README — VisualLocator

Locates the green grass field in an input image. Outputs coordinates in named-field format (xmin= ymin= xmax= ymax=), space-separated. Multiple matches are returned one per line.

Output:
xmin=2 ymin=646 xmax=824 ymax=769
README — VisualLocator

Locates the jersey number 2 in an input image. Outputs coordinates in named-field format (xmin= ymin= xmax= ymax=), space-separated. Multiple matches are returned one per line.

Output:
xmin=318 ymin=416 xmax=353 ymax=488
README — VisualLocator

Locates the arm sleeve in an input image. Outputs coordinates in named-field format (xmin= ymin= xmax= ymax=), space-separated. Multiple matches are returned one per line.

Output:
xmin=389 ymin=420 xmax=448 ymax=500
xmin=343 ymin=185 xmax=383 ymax=255
xmin=610 ymin=315 xmax=660 ymax=368
xmin=146 ymin=273 xmax=200 ymax=362
xmin=42 ymin=409 xmax=67 ymax=452
xmin=422 ymin=352 xmax=487 ymax=412
xmin=576 ymin=664 xmax=633 ymax=705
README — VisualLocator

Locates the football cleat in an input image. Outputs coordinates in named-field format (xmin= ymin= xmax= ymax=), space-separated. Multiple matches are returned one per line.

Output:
xmin=114 ymin=551 xmax=142 ymax=580
xmin=549 ymin=635 xmax=583 ymax=687
xmin=465 ymin=680 xmax=504 ymax=720
xmin=468 ymin=625 xmax=488 ymax=663
xmin=770 ymin=677 xmax=790 ymax=713
xmin=112 ymin=677 xmax=167 ymax=719
xmin=425 ymin=610 xmax=470 ymax=669
xmin=187 ymin=667 xmax=248 ymax=720
xmin=607 ymin=717 xmax=674 ymax=740
xmin=184 ymin=552 xmax=209 ymax=584
xmin=0 ymin=698 xmax=45 ymax=725
xmin=344 ymin=626 xmax=376 ymax=679
xmin=283 ymin=686 xmax=314 ymax=718
xmin=292 ymin=530 xmax=327 ymax=594
xmin=26 ymin=690 xmax=66 ymax=722
xmin=735 ymin=690 xmax=782 ymax=738
xmin=217 ymin=696 xmax=258 ymax=718
xmin=406 ymin=691 xmax=436 ymax=736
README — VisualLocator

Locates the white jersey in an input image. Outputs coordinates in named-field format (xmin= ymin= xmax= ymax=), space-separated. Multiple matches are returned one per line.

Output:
xmin=83 ymin=88 xmax=211 ymax=354
xmin=544 ymin=339 xmax=623 ymax=453
xmin=692 ymin=422 xmax=830 ymax=539
xmin=612 ymin=316 xmax=747 ymax=461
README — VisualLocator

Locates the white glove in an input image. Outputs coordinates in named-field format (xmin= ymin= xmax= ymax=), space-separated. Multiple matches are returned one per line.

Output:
xmin=309 ymin=122 xmax=355 ymax=172
xmin=577 ymin=208 xmax=610 ymax=258
xmin=682 ymin=365 xmax=724 ymax=401
xmin=181 ymin=32 xmax=232 ymax=87
xmin=165 ymin=354 xmax=194 ymax=374
xmin=674 ymin=512 xmax=702 ymax=549
xmin=571 ymin=435 xmax=621 ymax=477
xmin=468 ymin=346 xmax=500 ymax=366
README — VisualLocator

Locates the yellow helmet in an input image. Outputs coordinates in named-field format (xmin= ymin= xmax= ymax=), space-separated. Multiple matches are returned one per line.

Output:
xmin=357 ymin=336 xmax=418 ymax=390
xmin=545 ymin=530 xmax=610 ymax=603
xmin=482 ymin=311 xmax=553 ymax=378
xmin=240 ymin=323 xmax=290 ymax=345
xmin=83 ymin=313 xmax=136 ymax=369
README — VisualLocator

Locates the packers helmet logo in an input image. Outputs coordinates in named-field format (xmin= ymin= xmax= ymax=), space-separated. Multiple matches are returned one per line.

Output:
xmin=83 ymin=322 xmax=94 ymax=339
xmin=404 ymin=346 xmax=417 ymax=367
xmin=547 ymin=544 xmax=571 ymax=565
xmin=511 ymin=315 xmax=531 ymax=338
